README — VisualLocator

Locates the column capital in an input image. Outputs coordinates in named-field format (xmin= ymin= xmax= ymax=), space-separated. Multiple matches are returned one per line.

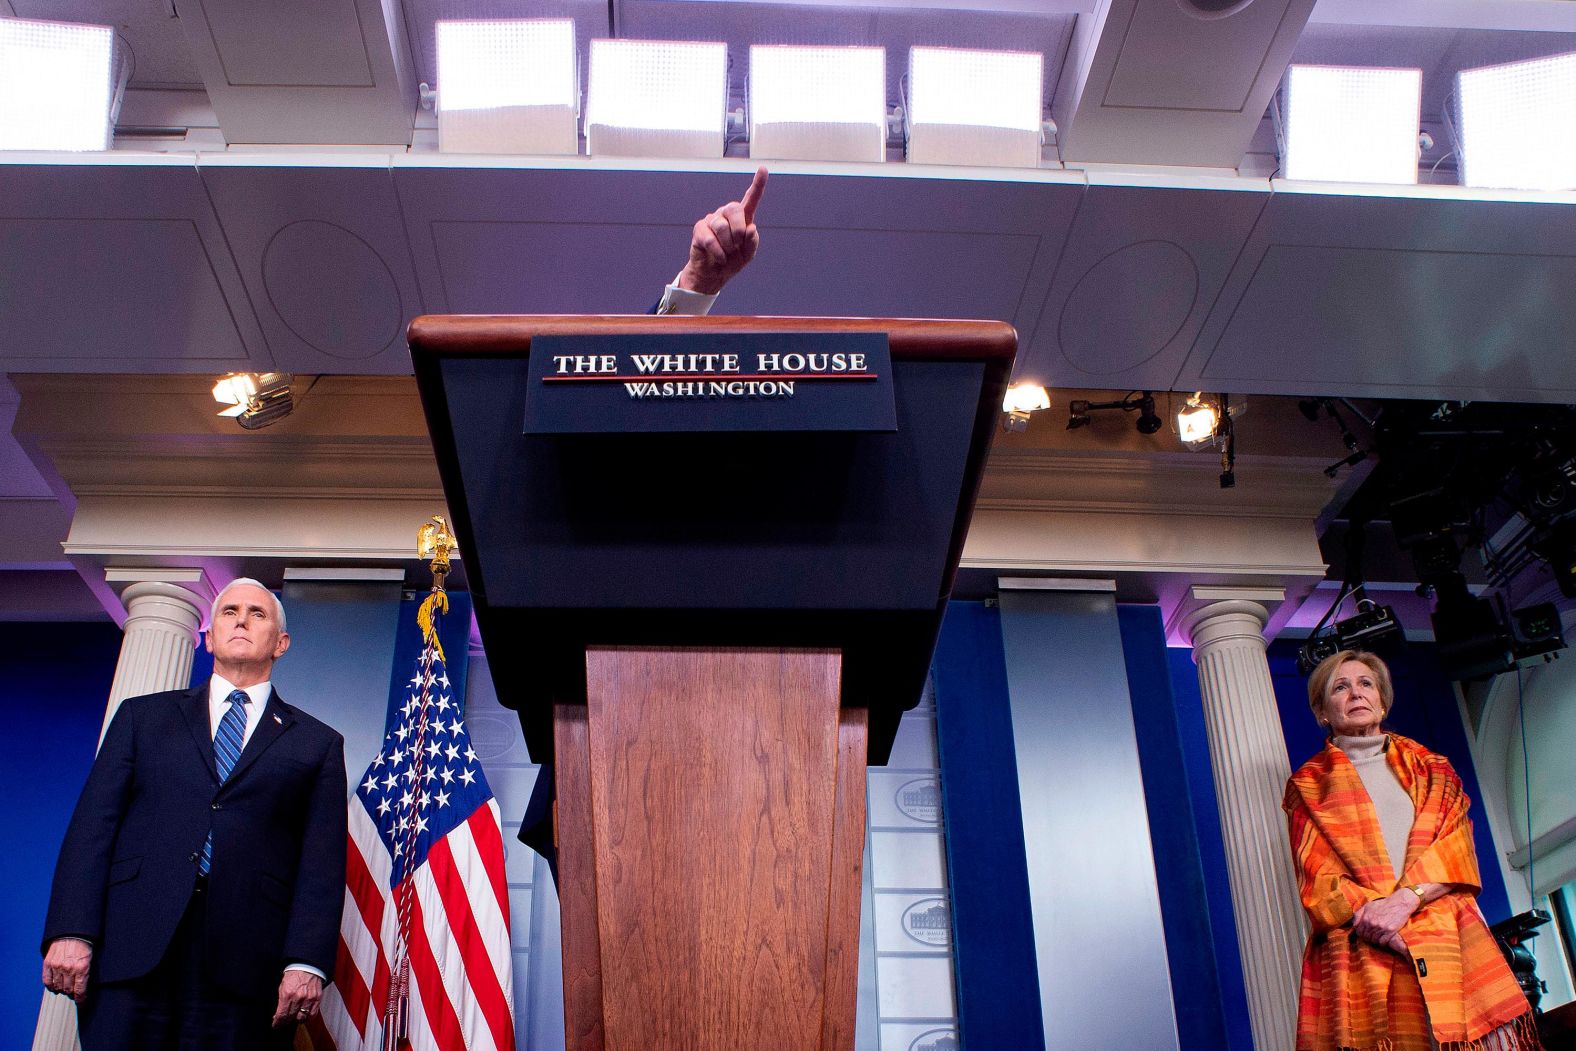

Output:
xmin=1183 ymin=598 xmax=1271 ymax=649
xmin=112 ymin=579 xmax=209 ymax=638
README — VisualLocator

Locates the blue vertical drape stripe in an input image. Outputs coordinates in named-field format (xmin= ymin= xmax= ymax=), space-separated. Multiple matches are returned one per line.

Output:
xmin=1118 ymin=606 xmax=1254 ymax=1051
xmin=1164 ymin=646 xmax=1257 ymax=1051
xmin=931 ymin=600 xmax=1046 ymax=1051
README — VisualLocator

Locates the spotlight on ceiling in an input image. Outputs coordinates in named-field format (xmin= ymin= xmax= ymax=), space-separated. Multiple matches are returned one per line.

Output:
xmin=435 ymin=19 xmax=579 ymax=156
xmin=1456 ymin=51 xmax=1576 ymax=191
xmin=1064 ymin=392 xmax=1164 ymax=434
xmin=0 ymin=17 xmax=126 ymax=152
xmin=1066 ymin=399 xmax=1093 ymax=431
xmin=586 ymin=38 xmax=728 ymax=158
xmin=905 ymin=46 xmax=1044 ymax=168
xmin=212 ymin=372 xmax=293 ymax=430
xmin=1002 ymin=383 xmax=1050 ymax=432
xmin=1282 ymin=64 xmax=1422 ymax=185
xmin=748 ymin=45 xmax=887 ymax=163
xmin=1176 ymin=393 xmax=1221 ymax=448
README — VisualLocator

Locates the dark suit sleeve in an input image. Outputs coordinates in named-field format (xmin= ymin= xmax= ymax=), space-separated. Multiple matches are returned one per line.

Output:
xmin=282 ymin=732 xmax=348 ymax=975
xmin=42 ymin=699 xmax=139 ymax=952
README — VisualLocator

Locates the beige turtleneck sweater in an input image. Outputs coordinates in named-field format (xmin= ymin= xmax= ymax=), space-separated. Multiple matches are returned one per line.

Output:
xmin=1333 ymin=734 xmax=1416 ymax=881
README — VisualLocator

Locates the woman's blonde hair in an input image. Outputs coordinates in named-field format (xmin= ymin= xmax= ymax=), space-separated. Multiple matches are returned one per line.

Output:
xmin=1306 ymin=649 xmax=1394 ymax=725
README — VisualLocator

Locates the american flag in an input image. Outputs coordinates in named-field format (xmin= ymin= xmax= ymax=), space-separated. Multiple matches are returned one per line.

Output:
xmin=307 ymin=596 xmax=515 ymax=1051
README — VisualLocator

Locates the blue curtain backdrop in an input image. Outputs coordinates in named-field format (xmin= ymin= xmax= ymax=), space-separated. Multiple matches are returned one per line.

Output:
xmin=1122 ymin=607 xmax=1253 ymax=1051
xmin=934 ymin=599 xmax=1249 ymax=1051
xmin=2 ymin=622 xmax=125 ymax=1049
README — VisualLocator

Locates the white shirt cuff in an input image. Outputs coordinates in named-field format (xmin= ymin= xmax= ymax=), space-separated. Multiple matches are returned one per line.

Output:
xmin=285 ymin=963 xmax=327 ymax=980
xmin=656 ymin=276 xmax=719 ymax=316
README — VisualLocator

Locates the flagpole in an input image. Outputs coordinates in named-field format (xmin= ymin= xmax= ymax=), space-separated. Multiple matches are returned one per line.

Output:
xmin=384 ymin=515 xmax=459 ymax=1051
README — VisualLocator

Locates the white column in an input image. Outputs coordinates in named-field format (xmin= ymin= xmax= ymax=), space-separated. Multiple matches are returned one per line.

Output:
xmin=1183 ymin=598 xmax=1307 ymax=1051
xmin=35 ymin=581 xmax=205 ymax=1051
xmin=99 ymin=581 xmax=206 ymax=738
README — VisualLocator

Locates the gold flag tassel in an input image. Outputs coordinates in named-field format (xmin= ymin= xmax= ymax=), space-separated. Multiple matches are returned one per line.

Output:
xmin=381 ymin=515 xmax=460 ymax=1050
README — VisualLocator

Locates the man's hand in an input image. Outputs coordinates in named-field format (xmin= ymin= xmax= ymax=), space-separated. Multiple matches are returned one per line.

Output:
xmin=273 ymin=970 xmax=324 ymax=1027
xmin=676 ymin=167 xmax=768 ymax=295
xmin=42 ymin=937 xmax=92 ymax=1002
xmin=1352 ymin=889 xmax=1418 ymax=955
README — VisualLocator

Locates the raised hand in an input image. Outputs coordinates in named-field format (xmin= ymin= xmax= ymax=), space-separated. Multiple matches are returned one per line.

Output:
xmin=677 ymin=167 xmax=768 ymax=295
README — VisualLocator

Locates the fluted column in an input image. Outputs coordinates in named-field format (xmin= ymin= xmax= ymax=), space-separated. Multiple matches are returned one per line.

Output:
xmin=35 ymin=581 xmax=205 ymax=1051
xmin=99 ymin=581 xmax=206 ymax=739
xmin=1183 ymin=599 xmax=1307 ymax=1051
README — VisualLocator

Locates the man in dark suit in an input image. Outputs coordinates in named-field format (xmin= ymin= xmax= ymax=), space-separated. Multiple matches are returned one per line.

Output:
xmin=42 ymin=578 xmax=347 ymax=1049
xmin=38 ymin=170 xmax=769 ymax=1045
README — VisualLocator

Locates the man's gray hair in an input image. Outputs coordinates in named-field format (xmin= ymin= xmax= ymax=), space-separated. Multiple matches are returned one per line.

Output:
xmin=209 ymin=577 xmax=288 ymax=633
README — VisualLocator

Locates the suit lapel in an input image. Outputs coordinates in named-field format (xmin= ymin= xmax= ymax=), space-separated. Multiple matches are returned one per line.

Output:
xmin=222 ymin=690 xmax=294 ymax=788
xmin=181 ymin=684 xmax=219 ymax=783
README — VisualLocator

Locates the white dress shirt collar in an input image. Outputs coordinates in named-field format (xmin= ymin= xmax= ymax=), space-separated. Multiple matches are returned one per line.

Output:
xmin=208 ymin=674 xmax=274 ymax=749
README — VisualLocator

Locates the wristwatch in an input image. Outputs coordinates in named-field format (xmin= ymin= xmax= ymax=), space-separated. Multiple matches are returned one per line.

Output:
xmin=1404 ymin=883 xmax=1426 ymax=910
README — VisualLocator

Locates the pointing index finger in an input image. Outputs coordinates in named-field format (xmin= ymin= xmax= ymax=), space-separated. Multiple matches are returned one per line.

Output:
xmin=741 ymin=166 xmax=768 ymax=224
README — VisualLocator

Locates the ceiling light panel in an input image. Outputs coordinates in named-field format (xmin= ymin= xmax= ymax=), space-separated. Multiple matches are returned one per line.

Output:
xmin=748 ymin=46 xmax=886 ymax=163
xmin=586 ymin=39 xmax=727 ymax=158
xmin=1457 ymin=52 xmax=1576 ymax=192
xmin=436 ymin=19 xmax=579 ymax=155
xmin=0 ymin=17 xmax=118 ymax=152
xmin=906 ymin=47 xmax=1043 ymax=168
xmin=1283 ymin=65 xmax=1422 ymax=185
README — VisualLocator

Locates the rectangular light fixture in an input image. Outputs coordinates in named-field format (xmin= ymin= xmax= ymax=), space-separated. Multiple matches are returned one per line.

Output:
xmin=748 ymin=45 xmax=886 ymax=163
xmin=0 ymin=17 xmax=119 ymax=152
xmin=586 ymin=39 xmax=727 ymax=158
xmin=906 ymin=47 xmax=1043 ymax=168
xmin=1283 ymin=65 xmax=1422 ymax=185
xmin=436 ymin=19 xmax=579 ymax=155
xmin=1457 ymin=52 xmax=1576 ymax=191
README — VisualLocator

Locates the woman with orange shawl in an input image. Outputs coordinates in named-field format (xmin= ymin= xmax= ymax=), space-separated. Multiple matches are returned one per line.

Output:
xmin=1283 ymin=650 xmax=1540 ymax=1051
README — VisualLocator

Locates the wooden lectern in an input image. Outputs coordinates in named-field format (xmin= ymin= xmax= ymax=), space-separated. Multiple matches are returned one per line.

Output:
xmin=410 ymin=316 xmax=1014 ymax=1051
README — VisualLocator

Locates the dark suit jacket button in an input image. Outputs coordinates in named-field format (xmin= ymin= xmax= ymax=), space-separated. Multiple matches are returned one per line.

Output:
xmin=211 ymin=804 xmax=221 ymax=810
xmin=189 ymin=852 xmax=198 ymax=862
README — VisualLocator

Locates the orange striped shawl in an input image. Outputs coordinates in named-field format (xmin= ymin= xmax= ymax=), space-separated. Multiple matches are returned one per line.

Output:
xmin=1283 ymin=734 xmax=1537 ymax=1051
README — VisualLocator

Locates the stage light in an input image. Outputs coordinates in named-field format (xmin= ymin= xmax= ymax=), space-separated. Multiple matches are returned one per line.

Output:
xmin=747 ymin=46 xmax=886 ymax=163
xmin=1002 ymin=383 xmax=1050 ymax=432
xmin=0 ymin=17 xmax=121 ymax=152
xmin=1064 ymin=392 xmax=1163 ymax=435
xmin=211 ymin=372 xmax=293 ymax=429
xmin=1283 ymin=65 xmax=1422 ymax=185
xmin=1296 ymin=600 xmax=1404 ymax=674
xmin=586 ymin=39 xmax=727 ymax=158
xmin=212 ymin=374 xmax=257 ymax=416
xmin=435 ymin=19 xmax=578 ymax=155
xmin=1134 ymin=394 xmax=1163 ymax=435
xmin=1176 ymin=393 xmax=1219 ymax=447
xmin=1066 ymin=399 xmax=1092 ymax=431
xmin=1456 ymin=52 xmax=1576 ymax=191
xmin=906 ymin=47 xmax=1043 ymax=168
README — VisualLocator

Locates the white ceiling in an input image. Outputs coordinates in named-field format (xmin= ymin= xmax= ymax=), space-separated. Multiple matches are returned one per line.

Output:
xmin=4 ymin=0 xmax=1576 ymax=623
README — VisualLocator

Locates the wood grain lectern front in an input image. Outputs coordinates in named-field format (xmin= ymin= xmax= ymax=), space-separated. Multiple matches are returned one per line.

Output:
xmin=409 ymin=315 xmax=1015 ymax=1051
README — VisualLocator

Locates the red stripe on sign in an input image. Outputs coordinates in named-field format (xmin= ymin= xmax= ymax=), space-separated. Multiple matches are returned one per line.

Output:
xmin=542 ymin=372 xmax=878 ymax=382
xmin=429 ymin=833 xmax=516 ymax=1051
xmin=468 ymin=807 xmax=513 ymax=927
xmin=405 ymin=885 xmax=467 ymax=1050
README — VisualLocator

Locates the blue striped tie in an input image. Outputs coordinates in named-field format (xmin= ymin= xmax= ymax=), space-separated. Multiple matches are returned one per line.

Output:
xmin=199 ymin=689 xmax=249 ymax=875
